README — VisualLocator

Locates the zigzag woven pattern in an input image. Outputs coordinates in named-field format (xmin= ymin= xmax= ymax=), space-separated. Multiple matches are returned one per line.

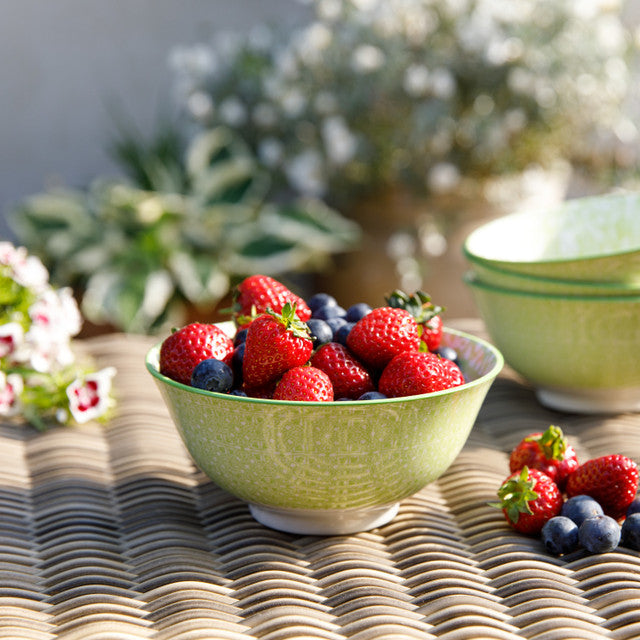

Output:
xmin=2 ymin=327 xmax=640 ymax=639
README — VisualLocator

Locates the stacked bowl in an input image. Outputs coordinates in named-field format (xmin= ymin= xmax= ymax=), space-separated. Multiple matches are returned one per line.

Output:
xmin=463 ymin=191 xmax=640 ymax=414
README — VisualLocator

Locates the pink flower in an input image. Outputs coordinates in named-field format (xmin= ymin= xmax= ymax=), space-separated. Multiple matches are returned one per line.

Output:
xmin=66 ymin=367 xmax=116 ymax=424
xmin=0 ymin=242 xmax=49 ymax=292
xmin=0 ymin=322 xmax=24 ymax=360
xmin=0 ymin=372 xmax=24 ymax=417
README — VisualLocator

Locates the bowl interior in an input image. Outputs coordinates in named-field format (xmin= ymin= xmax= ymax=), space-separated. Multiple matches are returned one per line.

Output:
xmin=464 ymin=192 xmax=640 ymax=276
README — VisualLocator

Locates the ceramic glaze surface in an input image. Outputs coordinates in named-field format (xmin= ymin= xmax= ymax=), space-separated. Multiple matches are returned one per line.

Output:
xmin=146 ymin=329 xmax=502 ymax=515
xmin=466 ymin=275 xmax=640 ymax=411
xmin=464 ymin=192 xmax=640 ymax=282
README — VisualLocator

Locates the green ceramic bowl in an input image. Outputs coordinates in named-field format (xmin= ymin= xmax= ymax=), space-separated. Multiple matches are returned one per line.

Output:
xmin=463 ymin=192 xmax=640 ymax=283
xmin=146 ymin=324 xmax=503 ymax=535
xmin=467 ymin=260 xmax=640 ymax=296
xmin=465 ymin=273 xmax=640 ymax=414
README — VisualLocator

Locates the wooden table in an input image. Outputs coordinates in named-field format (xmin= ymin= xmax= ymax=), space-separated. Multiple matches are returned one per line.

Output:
xmin=2 ymin=324 xmax=640 ymax=639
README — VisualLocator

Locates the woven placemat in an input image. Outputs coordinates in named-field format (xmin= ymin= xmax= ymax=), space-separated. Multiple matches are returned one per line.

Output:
xmin=2 ymin=326 xmax=640 ymax=640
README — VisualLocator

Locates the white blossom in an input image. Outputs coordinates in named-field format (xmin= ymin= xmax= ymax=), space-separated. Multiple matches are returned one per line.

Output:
xmin=322 ymin=116 xmax=358 ymax=165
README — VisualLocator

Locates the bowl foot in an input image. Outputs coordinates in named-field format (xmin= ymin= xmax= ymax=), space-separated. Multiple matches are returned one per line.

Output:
xmin=536 ymin=386 xmax=640 ymax=414
xmin=248 ymin=502 xmax=400 ymax=535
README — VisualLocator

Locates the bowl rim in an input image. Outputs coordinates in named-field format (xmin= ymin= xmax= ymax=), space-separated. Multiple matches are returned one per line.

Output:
xmin=462 ymin=191 xmax=640 ymax=266
xmin=145 ymin=326 xmax=504 ymax=406
xmin=464 ymin=271 xmax=640 ymax=301
xmin=463 ymin=254 xmax=640 ymax=291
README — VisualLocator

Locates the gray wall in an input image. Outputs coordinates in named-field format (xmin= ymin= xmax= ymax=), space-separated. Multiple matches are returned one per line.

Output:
xmin=0 ymin=0 xmax=309 ymax=240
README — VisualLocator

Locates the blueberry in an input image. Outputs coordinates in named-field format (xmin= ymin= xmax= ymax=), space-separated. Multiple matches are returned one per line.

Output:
xmin=231 ymin=343 xmax=245 ymax=385
xmin=307 ymin=293 xmax=337 ymax=313
xmin=345 ymin=302 xmax=372 ymax=322
xmin=191 ymin=358 xmax=234 ymax=393
xmin=579 ymin=515 xmax=621 ymax=554
xmin=621 ymin=513 xmax=640 ymax=550
xmin=435 ymin=346 xmax=459 ymax=364
xmin=334 ymin=322 xmax=356 ymax=346
xmin=561 ymin=495 xmax=604 ymax=526
xmin=314 ymin=304 xmax=347 ymax=320
xmin=626 ymin=496 xmax=640 ymax=517
xmin=325 ymin=316 xmax=347 ymax=336
xmin=234 ymin=328 xmax=248 ymax=346
xmin=358 ymin=391 xmax=387 ymax=400
xmin=541 ymin=516 xmax=580 ymax=555
xmin=230 ymin=388 xmax=248 ymax=397
xmin=307 ymin=318 xmax=333 ymax=346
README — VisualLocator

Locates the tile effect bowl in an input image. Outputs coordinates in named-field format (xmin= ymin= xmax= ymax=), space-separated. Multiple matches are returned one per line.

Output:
xmin=463 ymin=191 xmax=640 ymax=283
xmin=465 ymin=273 xmax=640 ymax=414
xmin=467 ymin=259 xmax=640 ymax=296
xmin=146 ymin=324 xmax=503 ymax=535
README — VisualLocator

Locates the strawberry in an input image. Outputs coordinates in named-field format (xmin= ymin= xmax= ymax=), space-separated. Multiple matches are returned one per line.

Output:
xmin=233 ymin=274 xmax=312 ymax=327
xmin=242 ymin=303 xmax=313 ymax=390
xmin=565 ymin=454 xmax=639 ymax=520
xmin=346 ymin=307 xmax=420 ymax=370
xmin=509 ymin=425 xmax=579 ymax=489
xmin=439 ymin=356 xmax=465 ymax=388
xmin=310 ymin=342 xmax=375 ymax=399
xmin=273 ymin=366 xmax=334 ymax=401
xmin=159 ymin=322 xmax=234 ymax=385
xmin=495 ymin=467 xmax=563 ymax=535
xmin=386 ymin=289 xmax=443 ymax=351
xmin=378 ymin=351 xmax=452 ymax=397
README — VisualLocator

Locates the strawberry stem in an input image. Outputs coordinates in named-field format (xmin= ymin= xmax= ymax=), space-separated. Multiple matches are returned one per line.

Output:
xmin=527 ymin=425 xmax=566 ymax=461
xmin=493 ymin=467 xmax=539 ymax=524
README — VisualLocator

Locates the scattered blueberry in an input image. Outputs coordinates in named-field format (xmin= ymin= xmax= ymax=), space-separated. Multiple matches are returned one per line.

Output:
xmin=334 ymin=322 xmax=356 ymax=346
xmin=358 ymin=391 xmax=388 ymax=400
xmin=541 ymin=516 xmax=580 ymax=556
xmin=234 ymin=328 xmax=248 ymax=346
xmin=626 ymin=497 xmax=640 ymax=517
xmin=191 ymin=358 xmax=234 ymax=393
xmin=307 ymin=318 xmax=333 ymax=346
xmin=314 ymin=304 xmax=347 ymax=320
xmin=230 ymin=389 xmax=248 ymax=397
xmin=231 ymin=343 xmax=245 ymax=385
xmin=345 ymin=302 xmax=372 ymax=323
xmin=435 ymin=346 xmax=459 ymax=364
xmin=621 ymin=513 xmax=640 ymax=550
xmin=579 ymin=515 xmax=621 ymax=554
xmin=307 ymin=293 xmax=337 ymax=313
xmin=325 ymin=316 xmax=348 ymax=336
xmin=561 ymin=495 xmax=604 ymax=527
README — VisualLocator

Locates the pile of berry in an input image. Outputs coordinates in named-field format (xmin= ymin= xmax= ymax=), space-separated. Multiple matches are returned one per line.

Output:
xmin=495 ymin=425 xmax=640 ymax=555
xmin=159 ymin=274 xmax=465 ymax=401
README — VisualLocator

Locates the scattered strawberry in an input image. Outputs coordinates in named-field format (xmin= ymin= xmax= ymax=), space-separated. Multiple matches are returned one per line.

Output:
xmin=233 ymin=274 xmax=312 ymax=327
xmin=509 ymin=425 xmax=579 ymax=489
xmin=346 ymin=307 xmax=421 ymax=370
xmin=242 ymin=303 xmax=313 ymax=390
xmin=273 ymin=366 xmax=334 ymax=401
xmin=310 ymin=342 xmax=375 ymax=400
xmin=565 ymin=454 xmax=639 ymax=520
xmin=495 ymin=467 xmax=563 ymax=535
xmin=160 ymin=323 xmax=234 ymax=385
xmin=379 ymin=351 xmax=452 ymax=397
xmin=386 ymin=289 xmax=443 ymax=351
xmin=439 ymin=356 xmax=465 ymax=388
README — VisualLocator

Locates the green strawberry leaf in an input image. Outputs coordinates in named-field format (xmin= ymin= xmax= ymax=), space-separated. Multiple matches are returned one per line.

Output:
xmin=492 ymin=467 xmax=539 ymax=524
xmin=528 ymin=425 xmax=567 ymax=461
xmin=386 ymin=289 xmax=443 ymax=324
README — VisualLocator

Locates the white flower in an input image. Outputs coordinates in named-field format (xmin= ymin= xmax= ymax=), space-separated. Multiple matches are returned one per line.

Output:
xmin=430 ymin=68 xmax=456 ymax=100
xmin=284 ymin=150 xmax=326 ymax=196
xmin=0 ymin=372 xmax=23 ymax=417
xmin=187 ymin=91 xmax=214 ymax=122
xmin=322 ymin=116 xmax=358 ymax=165
xmin=0 ymin=242 xmax=49 ymax=292
xmin=427 ymin=162 xmax=461 ymax=193
xmin=253 ymin=103 xmax=278 ymax=128
xmin=0 ymin=322 xmax=24 ymax=360
xmin=66 ymin=367 xmax=116 ymax=424
xmin=351 ymin=45 xmax=385 ymax=73
xmin=218 ymin=97 xmax=248 ymax=127
xmin=258 ymin=138 xmax=285 ymax=167
xmin=279 ymin=88 xmax=307 ymax=118
xmin=404 ymin=64 xmax=430 ymax=97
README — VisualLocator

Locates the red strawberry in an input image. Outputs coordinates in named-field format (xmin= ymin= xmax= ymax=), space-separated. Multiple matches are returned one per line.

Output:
xmin=310 ymin=342 xmax=375 ymax=399
xmin=495 ymin=467 xmax=563 ymax=535
xmin=509 ymin=425 xmax=579 ymax=489
xmin=565 ymin=454 xmax=639 ymax=520
xmin=234 ymin=274 xmax=312 ymax=327
xmin=346 ymin=307 xmax=420 ymax=370
xmin=273 ymin=366 xmax=334 ymax=401
xmin=378 ymin=351 xmax=452 ymax=397
xmin=159 ymin=323 xmax=234 ymax=385
xmin=242 ymin=303 xmax=313 ymax=389
xmin=439 ymin=356 xmax=465 ymax=388
xmin=386 ymin=289 xmax=443 ymax=351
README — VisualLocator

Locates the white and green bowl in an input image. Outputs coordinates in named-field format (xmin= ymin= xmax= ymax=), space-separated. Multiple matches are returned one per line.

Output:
xmin=463 ymin=191 xmax=640 ymax=283
xmin=146 ymin=324 xmax=503 ymax=535
xmin=465 ymin=273 xmax=640 ymax=414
